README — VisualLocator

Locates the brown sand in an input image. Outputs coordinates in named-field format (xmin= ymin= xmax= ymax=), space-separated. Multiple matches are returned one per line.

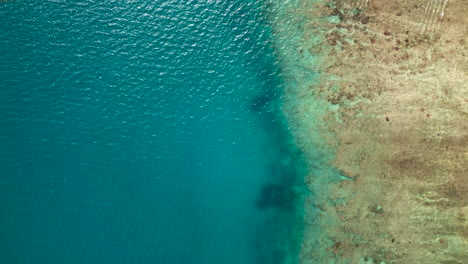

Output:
xmin=277 ymin=0 xmax=468 ymax=263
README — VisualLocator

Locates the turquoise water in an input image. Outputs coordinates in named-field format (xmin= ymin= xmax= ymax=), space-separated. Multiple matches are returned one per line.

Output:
xmin=0 ymin=1 xmax=304 ymax=264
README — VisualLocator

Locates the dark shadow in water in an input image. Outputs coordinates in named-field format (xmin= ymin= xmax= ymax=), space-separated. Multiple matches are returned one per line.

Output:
xmin=249 ymin=93 xmax=275 ymax=112
xmin=256 ymin=183 xmax=296 ymax=211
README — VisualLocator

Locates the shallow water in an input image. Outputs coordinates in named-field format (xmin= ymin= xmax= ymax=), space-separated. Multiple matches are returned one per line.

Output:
xmin=0 ymin=1 xmax=304 ymax=264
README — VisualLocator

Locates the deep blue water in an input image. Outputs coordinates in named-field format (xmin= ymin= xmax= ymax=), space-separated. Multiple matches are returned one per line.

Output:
xmin=0 ymin=1 xmax=303 ymax=263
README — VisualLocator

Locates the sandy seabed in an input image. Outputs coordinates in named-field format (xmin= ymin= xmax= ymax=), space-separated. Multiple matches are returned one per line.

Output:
xmin=268 ymin=0 xmax=468 ymax=263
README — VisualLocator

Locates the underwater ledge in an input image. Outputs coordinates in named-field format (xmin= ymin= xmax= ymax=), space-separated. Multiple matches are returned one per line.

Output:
xmin=266 ymin=0 xmax=468 ymax=263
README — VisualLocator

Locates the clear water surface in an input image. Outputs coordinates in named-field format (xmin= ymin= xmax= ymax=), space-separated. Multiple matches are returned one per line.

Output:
xmin=0 ymin=1 xmax=302 ymax=264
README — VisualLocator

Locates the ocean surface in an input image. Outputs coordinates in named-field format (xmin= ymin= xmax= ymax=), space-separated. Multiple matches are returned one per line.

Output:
xmin=0 ymin=1 xmax=305 ymax=264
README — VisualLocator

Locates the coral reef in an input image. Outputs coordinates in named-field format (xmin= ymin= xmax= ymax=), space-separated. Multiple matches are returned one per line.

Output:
xmin=268 ymin=0 xmax=468 ymax=262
